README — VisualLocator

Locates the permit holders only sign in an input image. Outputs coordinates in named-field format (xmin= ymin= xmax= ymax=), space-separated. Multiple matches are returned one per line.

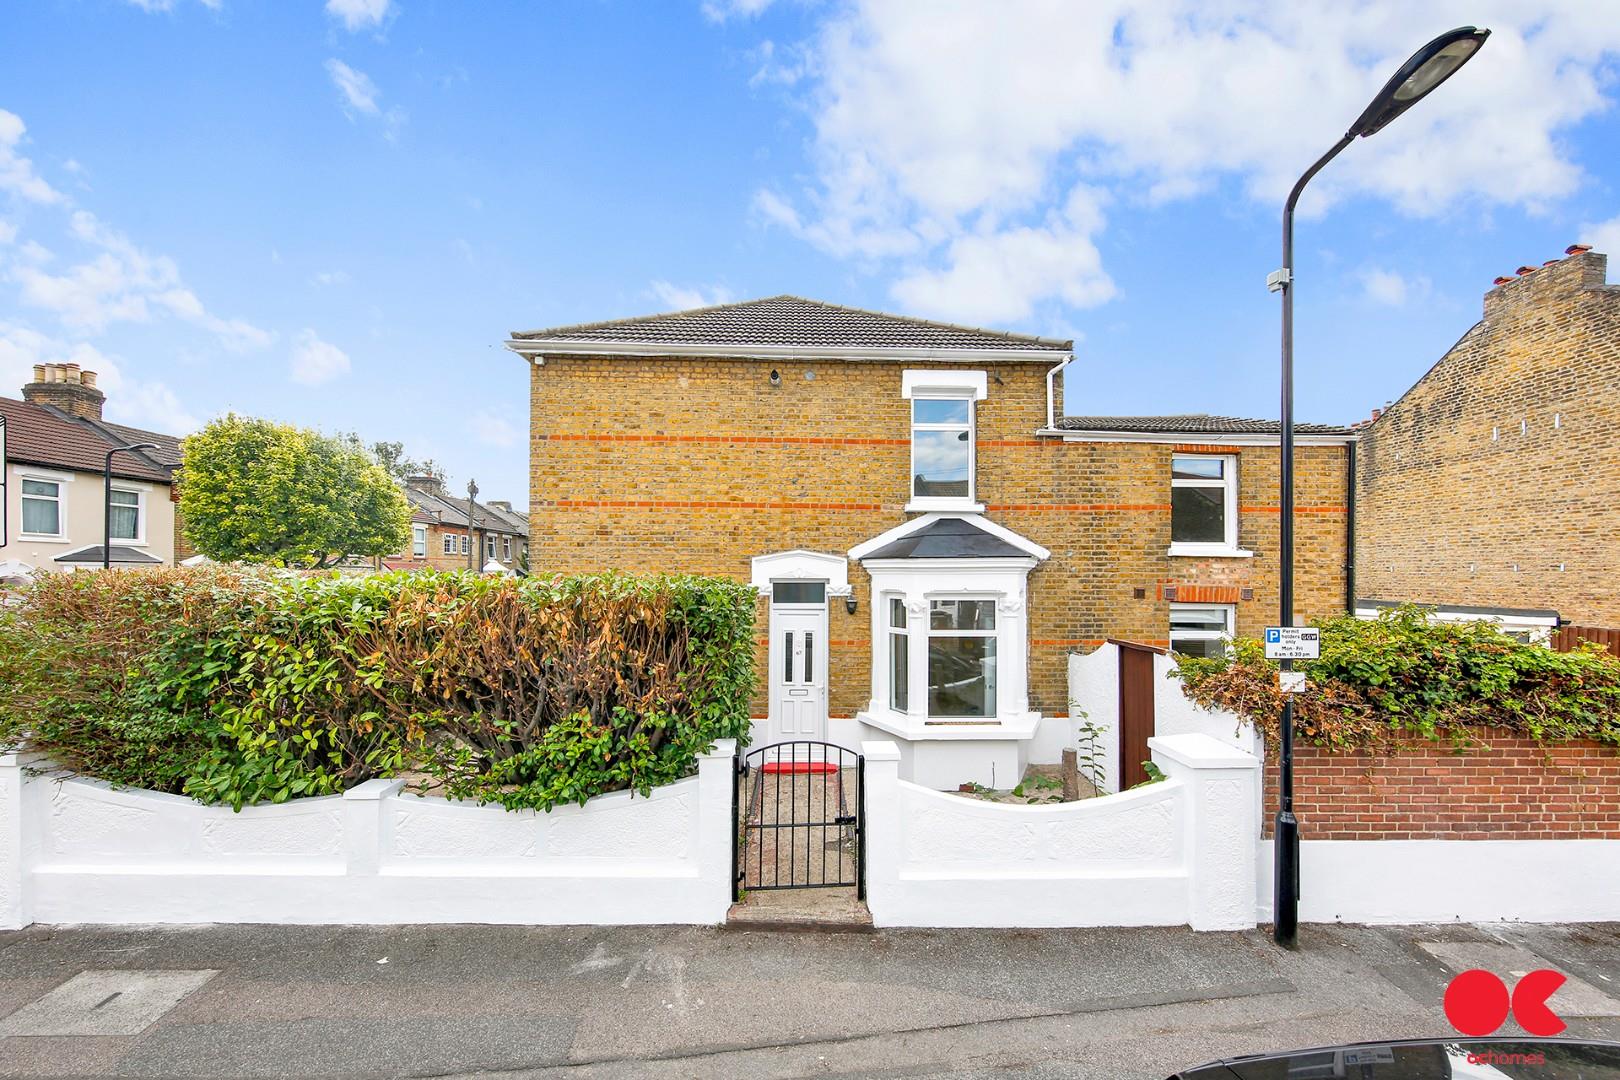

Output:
xmin=1264 ymin=626 xmax=1320 ymax=660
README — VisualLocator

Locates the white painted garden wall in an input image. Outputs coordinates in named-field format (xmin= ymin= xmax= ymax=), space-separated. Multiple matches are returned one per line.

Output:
xmin=0 ymin=743 xmax=736 ymax=930
xmin=861 ymin=734 xmax=1261 ymax=930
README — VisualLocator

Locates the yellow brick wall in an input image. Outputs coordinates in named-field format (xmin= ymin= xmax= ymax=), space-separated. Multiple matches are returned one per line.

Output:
xmin=528 ymin=354 xmax=1349 ymax=718
xmin=1356 ymin=250 xmax=1620 ymax=627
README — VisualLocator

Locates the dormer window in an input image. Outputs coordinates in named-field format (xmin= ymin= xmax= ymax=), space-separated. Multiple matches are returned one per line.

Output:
xmin=902 ymin=369 xmax=987 ymax=512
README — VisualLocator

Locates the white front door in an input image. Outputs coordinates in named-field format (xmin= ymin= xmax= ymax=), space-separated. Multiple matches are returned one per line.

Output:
xmin=768 ymin=602 xmax=828 ymax=744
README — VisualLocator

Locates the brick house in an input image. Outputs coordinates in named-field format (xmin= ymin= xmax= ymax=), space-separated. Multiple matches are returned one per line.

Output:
xmin=385 ymin=474 xmax=529 ymax=573
xmin=510 ymin=296 xmax=1353 ymax=786
xmin=1 ymin=363 xmax=182 ymax=579
xmin=1355 ymin=245 xmax=1620 ymax=641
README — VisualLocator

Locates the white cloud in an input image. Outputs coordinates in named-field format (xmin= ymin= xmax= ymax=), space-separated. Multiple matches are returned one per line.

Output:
xmin=649 ymin=280 xmax=738 ymax=310
xmin=0 ymin=109 xmax=65 ymax=205
xmin=289 ymin=329 xmax=351 ymax=386
xmin=310 ymin=269 xmax=351 ymax=287
xmin=702 ymin=0 xmax=776 ymax=23
xmin=0 ymin=220 xmax=15 ymax=246
xmin=0 ymin=321 xmax=200 ymax=433
xmin=2 ymin=210 xmax=272 ymax=349
xmin=753 ymin=2 xmax=1620 ymax=324
xmin=325 ymin=59 xmax=380 ymax=115
xmin=1580 ymin=214 xmax=1620 ymax=261
xmin=471 ymin=410 xmax=521 ymax=449
xmin=326 ymin=0 xmax=391 ymax=32
xmin=1359 ymin=267 xmax=1430 ymax=307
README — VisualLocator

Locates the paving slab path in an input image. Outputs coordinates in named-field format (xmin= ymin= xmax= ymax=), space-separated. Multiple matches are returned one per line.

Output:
xmin=0 ymin=921 xmax=1616 ymax=1079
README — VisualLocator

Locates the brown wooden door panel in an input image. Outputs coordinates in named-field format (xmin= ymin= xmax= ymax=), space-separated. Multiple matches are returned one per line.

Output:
xmin=1117 ymin=643 xmax=1156 ymax=789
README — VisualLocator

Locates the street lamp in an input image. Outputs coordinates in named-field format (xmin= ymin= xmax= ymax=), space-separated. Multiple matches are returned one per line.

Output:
xmin=1268 ymin=26 xmax=1489 ymax=950
xmin=104 ymin=443 xmax=158 ymax=570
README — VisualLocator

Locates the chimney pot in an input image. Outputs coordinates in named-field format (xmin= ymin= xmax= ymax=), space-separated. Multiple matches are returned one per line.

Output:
xmin=1566 ymin=244 xmax=1593 ymax=256
xmin=31 ymin=364 xmax=44 ymax=382
xmin=81 ymin=370 xmax=97 ymax=389
xmin=1543 ymin=259 xmax=1560 ymax=267
xmin=21 ymin=360 xmax=107 ymax=419
xmin=1493 ymin=276 xmax=1513 ymax=286
xmin=1371 ymin=408 xmax=1382 ymax=421
xmin=62 ymin=362 xmax=80 ymax=382
xmin=1516 ymin=266 xmax=1538 ymax=276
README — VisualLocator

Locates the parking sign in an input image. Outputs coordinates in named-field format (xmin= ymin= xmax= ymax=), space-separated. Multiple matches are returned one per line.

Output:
xmin=1264 ymin=626 xmax=1320 ymax=660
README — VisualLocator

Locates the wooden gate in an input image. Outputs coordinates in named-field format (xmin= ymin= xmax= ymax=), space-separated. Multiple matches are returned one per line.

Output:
xmin=1114 ymin=639 xmax=1163 ymax=789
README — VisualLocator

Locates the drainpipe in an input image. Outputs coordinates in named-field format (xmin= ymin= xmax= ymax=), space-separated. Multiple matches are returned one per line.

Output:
xmin=1044 ymin=360 xmax=1066 ymax=431
xmin=1344 ymin=439 xmax=1357 ymax=613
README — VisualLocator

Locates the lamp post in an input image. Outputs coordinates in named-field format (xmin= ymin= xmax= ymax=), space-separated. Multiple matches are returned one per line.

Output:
xmin=1269 ymin=26 xmax=1489 ymax=949
xmin=465 ymin=478 xmax=479 ymax=571
xmin=104 ymin=443 xmax=158 ymax=570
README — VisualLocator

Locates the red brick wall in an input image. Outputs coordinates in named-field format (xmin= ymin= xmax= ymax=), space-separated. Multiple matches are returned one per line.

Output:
xmin=1263 ymin=730 xmax=1620 ymax=840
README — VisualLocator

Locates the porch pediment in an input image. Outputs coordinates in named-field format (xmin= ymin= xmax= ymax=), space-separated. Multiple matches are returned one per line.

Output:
xmin=849 ymin=513 xmax=1049 ymax=563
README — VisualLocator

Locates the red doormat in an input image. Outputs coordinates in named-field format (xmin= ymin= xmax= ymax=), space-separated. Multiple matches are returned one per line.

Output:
xmin=761 ymin=761 xmax=840 ymax=774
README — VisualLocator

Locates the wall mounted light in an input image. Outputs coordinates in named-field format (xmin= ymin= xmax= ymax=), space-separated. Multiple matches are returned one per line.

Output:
xmin=844 ymin=594 xmax=858 ymax=615
xmin=769 ymin=369 xmax=781 ymax=386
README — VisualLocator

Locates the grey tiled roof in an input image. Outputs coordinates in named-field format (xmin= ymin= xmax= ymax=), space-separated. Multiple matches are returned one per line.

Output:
xmin=1055 ymin=414 xmax=1352 ymax=436
xmin=861 ymin=518 xmax=1030 ymax=561
xmin=512 ymin=295 xmax=1072 ymax=353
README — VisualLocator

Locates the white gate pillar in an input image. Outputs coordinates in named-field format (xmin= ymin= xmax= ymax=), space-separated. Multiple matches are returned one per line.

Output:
xmin=1149 ymin=734 xmax=1260 ymax=931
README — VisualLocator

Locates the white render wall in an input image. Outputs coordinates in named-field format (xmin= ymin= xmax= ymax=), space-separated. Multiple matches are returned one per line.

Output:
xmin=0 ymin=742 xmax=736 ymax=929
xmin=861 ymin=734 xmax=1261 ymax=930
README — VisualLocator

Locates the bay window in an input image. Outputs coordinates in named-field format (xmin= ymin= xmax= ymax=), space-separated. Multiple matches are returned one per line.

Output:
xmin=887 ymin=597 xmax=909 ymax=712
xmin=927 ymin=598 xmax=997 ymax=718
xmin=20 ymin=479 xmax=63 ymax=537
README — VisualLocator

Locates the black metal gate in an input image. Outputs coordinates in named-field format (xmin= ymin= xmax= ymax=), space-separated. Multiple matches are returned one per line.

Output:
xmin=733 ymin=741 xmax=863 ymax=900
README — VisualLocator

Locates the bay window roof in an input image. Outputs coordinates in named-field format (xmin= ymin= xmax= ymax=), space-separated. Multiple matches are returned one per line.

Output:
xmin=859 ymin=518 xmax=1030 ymax=560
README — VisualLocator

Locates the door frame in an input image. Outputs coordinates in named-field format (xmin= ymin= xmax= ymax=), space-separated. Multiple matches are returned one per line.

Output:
xmin=766 ymin=591 xmax=830 ymax=744
xmin=751 ymin=550 xmax=848 ymax=747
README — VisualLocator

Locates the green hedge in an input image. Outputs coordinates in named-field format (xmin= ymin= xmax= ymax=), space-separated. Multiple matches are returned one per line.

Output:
xmin=1175 ymin=606 xmax=1620 ymax=752
xmin=0 ymin=567 xmax=756 ymax=810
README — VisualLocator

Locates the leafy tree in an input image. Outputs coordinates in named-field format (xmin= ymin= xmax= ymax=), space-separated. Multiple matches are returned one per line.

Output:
xmin=180 ymin=415 xmax=413 ymax=568
xmin=342 ymin=434 xmax=444 ymax=484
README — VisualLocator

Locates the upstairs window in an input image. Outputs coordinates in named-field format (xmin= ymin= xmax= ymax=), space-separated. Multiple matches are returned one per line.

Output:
xmin=1170 ymin=455 xmax=1238 ymax=553
xmin=912 ymin=395 xmax=974 ymax=502
xmin=486 ymin=535 xmax=497 ymax=559
xmin=108 ymin=489 xmax=142 ymax=541
xmin=928 ymin=598 xmax=996 ymax=718
xmin=21 ymin=479 xmax=63 ymax=536
xmin=412 ymin=526 xmax=427 ymax=557
xmin=503 ymin=536 xmax=512 ymax=561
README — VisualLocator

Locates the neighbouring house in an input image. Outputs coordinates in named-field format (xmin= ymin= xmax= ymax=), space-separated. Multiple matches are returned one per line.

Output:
xmin=1 ymin=363 xmax=182 ymax=579
xmin=386 ymin=473 xmax=529 ymax=573
xmin=1355 ymin=244 xmax=1620 ymax=646
xmin=509 ymin=296 xmax=1354 ymax=787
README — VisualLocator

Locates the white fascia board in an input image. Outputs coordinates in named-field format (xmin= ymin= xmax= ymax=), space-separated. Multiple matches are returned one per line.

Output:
xmin=1036 ymin=428 xmax=1357 ymax=446
xmin=902 ymin=369 xmax=987 ymax=399
xmin=849 ymin=512 xmax=1050 ymax=562
xmin=859 ymin=556 xmax=1039 ymax=574
xmin=506 ymin=339 xmax=1071 ymax=365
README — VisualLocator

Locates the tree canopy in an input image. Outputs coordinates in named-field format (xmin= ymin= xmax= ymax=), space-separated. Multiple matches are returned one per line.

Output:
xmin=179 ymin=415 xmax=413 ymax=568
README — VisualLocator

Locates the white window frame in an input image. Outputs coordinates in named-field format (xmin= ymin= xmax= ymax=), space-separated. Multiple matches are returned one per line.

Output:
xmin=503 ymin=536 xmax=512 ymax=561
xmin=106 ymin=485 xmax=147 ymax=546
xmin=18 ymin=473 xmax=68 ymax=540
xmin=412 ymin=525 xmax=427 ymax=557
xmin=460 ymin=534 xmax=470 ymax=555
xmin=1168 ymin=454 xmax=1251 ymax=558
xmin=885 ymin=594 xmax=909 ymax=713
xmin=443 ymin=533 xmax=456 ymax=555
xmin=902 ymin=370 xmax=986 ymax=513
xmin=486 ymin=534 xmax=497 ymax=559
xmin=924 ymin=595 xmax=998 ymax=720
xmin=1169 ymin=602 xmax=1235 ymax=657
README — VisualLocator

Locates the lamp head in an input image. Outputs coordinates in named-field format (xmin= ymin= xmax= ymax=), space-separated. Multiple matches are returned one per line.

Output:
xmin=1348 ymin=26 xmax=1489 ymax=139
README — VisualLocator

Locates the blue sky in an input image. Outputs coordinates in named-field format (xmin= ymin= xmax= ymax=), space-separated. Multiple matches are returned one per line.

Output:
xmin=4 ymin=1 xmax=1620 ymax=508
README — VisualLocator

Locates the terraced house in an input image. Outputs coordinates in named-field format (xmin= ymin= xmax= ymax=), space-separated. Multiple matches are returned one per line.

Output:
xmin=510 ymin=297 xmax=1354 ymax=785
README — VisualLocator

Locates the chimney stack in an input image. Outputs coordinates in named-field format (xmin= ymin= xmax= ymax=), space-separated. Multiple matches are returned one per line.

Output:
xmin=404 ymin=473 xmax=446 ymax=497
xmin=486 ymin=500 xmax=512 ymax=512
xmin=21 ymin=362 xmax=106 ymax=420
xmin=1485 ymin=245 xmax=1609 ymax=322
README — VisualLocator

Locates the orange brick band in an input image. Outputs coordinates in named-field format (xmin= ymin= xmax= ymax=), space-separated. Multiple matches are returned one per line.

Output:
xmin=1159 ymin=584 xmax=1241 ymax=603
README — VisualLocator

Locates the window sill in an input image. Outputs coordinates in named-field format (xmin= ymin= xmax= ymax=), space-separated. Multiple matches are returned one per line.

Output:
xmin=905 ymin=499 xmax=985 ymax=514
xmin=1167 ymin=544 xmax=1254 ymax=559
xmin=17 ymin=535 xmax=69 ymax=544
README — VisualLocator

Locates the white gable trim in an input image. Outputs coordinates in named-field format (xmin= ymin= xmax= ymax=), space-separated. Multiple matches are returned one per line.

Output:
xmin=902 ymin=369 xmax=987 ymax=400
xmin=506 ymin=340 xmax=1070 ymax=364
xmin=848 ymin=513 xmax=1050 ymax=562
xmin=750 ymin=549 xmax=851 ymax=596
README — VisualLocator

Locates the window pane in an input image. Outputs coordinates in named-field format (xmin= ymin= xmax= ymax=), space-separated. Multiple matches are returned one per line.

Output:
xmin=1171 ymin=486 xmax=1226 ymax=543
xmin=21 ymin=479 xmax=58 ymax=497
xmin=109 ymin=505 xmax=139 ymax=540
xmin=109 ymin=489 xmax=138 ymax=507
xmin=803 ymin=632 xmax=813 ymax=682
xmin=1170 ymin=637 xmax=1226 ymax=659
xmin=930 ymin=599 xmax=996 ymax=631
xmin=889 ymin=631 xmax=909 ymax=711
xmin=772 ymin=581 xmax=825 ymax=604
xmin=1170 ymin=606 xmax=1230 ymax=632
xmin=913 ymin=398 xmax=970 ymax=425
xmin=783 ymin=632 xmax=794 ymax=683
xmin=21 ymin=497 xmax=59 ymax=535
xmin=888 ymin=597 xmax=907 ymax=629
xmin=928 ymin=636 xmax=996 ymax=717
xmin=912 ymin=429 xmax=971 ymax=499
xmin=1172 ymin=456 xmax=1224 ymax=480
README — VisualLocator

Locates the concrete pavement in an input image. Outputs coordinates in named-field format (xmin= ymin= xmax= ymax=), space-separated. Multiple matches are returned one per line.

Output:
xmin=0 ymin=920 xmax=1615 ymax=1078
